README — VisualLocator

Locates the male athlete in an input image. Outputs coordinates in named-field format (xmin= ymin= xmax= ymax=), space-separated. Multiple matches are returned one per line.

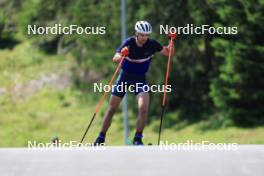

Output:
xmin=94 ymin=21 xmax=174 ymax=145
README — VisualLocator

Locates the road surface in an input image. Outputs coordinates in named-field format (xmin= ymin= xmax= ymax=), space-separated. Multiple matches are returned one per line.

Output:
xmin=0 ymin=145 xmax=263 ymax=176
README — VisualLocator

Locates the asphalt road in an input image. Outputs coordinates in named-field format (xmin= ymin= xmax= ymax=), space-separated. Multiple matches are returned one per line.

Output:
xmin=0 ymin=145 xmax=263 ymax=176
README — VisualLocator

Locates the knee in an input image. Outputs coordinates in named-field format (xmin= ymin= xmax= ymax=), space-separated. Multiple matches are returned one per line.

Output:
xmin=139 ymin=106 xmax=148 ymax=117
xmin=108 ymin=105 xmax=117 ymax=114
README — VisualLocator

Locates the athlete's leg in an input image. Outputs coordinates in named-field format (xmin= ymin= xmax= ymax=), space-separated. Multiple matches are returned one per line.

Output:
xmin=94 ymin=71 xmax=127 ymax=145
xmin=135 ymin=92 xmax=149 ymax=133
xmin=100 ymin=94 xmax=123 ymax=133
xmin=132 ymin=92 xmax=149 ymax=145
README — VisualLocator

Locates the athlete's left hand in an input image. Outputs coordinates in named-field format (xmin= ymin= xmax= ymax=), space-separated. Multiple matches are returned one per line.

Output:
xmin=169 ymin=32 xmax=177 ymax=40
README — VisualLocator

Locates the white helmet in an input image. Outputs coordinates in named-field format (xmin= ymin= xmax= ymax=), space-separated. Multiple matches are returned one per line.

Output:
xmin=135 ymin=21 xmax=152 ymax=34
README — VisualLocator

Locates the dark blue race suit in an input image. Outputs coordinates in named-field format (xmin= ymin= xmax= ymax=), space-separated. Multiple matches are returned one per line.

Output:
xmin=112 ymin=36 xmax=163 ymax=98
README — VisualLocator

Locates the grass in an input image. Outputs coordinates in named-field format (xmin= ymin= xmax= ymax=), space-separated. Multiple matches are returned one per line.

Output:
xmin=144 ymin=118 xmax=264 ymax=144
xmin=0 ymin=42 xmax=71 ymax=88
xmin=0 ymin=41 xmax=264 ymax=147
xmin=1 ymin=86 xmax=264 ymax=146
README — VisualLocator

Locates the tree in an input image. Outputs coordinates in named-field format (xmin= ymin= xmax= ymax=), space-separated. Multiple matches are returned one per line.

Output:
xmin=209 ymin=0 xmax=264 ymax=125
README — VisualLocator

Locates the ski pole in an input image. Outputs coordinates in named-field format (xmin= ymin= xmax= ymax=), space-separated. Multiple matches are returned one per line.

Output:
xmin=158 ymin=32 xmax=177 ymax=145
xmin=80 ymin=48 xmax=129 ymax=144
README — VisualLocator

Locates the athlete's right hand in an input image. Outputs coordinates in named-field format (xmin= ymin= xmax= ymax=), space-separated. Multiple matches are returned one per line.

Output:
xmin=121 ymin=47 xmax=129 ymax=57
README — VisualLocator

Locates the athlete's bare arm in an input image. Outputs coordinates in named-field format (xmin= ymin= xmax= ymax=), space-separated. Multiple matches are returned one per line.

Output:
xmin=160 ymin=41 xmax=174 ymax=57
xmin=112 ymin=53 xmax=122 ymax=63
